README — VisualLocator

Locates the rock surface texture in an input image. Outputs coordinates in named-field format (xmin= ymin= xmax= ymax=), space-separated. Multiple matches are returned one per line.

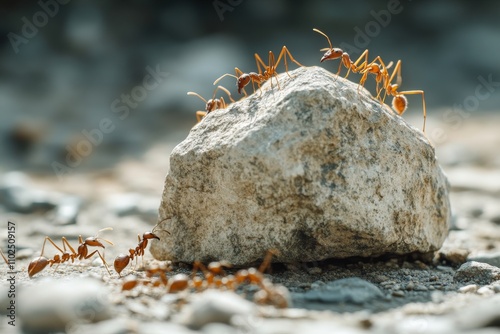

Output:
xmin=151 ymin=66 xmax=451 ymax=265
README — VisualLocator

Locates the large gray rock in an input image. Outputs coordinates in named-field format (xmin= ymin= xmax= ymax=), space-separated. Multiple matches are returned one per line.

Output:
xmin=150 ymin=66 xmax=451 ymax=265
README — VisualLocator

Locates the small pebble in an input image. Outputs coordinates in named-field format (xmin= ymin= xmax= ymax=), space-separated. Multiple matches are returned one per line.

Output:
xmin=468 ymin=252 xmax=500 ymax=268
xmin=414 ymin=284 xmax=428 ymax=291
xmin=310 ymin=281 xmax=324 ymax=289
xmin=19 ymin=277 xmax=111 ymax=333
xmin=436 ymin=265 xmax=454 ymax=273
xmin=180 ymin=290 xmax=255 ymax=330
xmin=392 ymin=290 xmax=405 ymax=297
xmin=304 ymin=278 xmax=384 ymax=304
xmin=458 ymin=284 xmax=479 ymax=293
xmin=439 ymin=249 xmax=470 ymax=265
xmin=405 ymin=282 xmax=415 ymax=290
xmin=380 ymin=280 xmax=396 ymax=287
xmin=477 ymin=286 xmax=495 ymax=296
xmin=454 ymin=261 xmax=500 ymax=284
xmin=373 ymin=275 xmax=389 ymax=283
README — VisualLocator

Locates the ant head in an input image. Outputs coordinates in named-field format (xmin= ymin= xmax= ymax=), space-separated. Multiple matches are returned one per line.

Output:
xmin=207 ymin=98 xmax=222 ymax=113
xmin=320 ymin=48 xmax=343 ymax=62
xmin=143 ymin=231 xmax=160 ymax=241
xmin=237 ymin=74 xmax=251 ymax=94
xmin=84 ymin=237 xmax=105 ymax=248
xmin=205 ymin=99 xmax=216 ymax=112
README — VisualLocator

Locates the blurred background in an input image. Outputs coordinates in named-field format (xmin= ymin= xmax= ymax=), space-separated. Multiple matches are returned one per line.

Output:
xmin=0 ymin=0 xmax=499 ymax=224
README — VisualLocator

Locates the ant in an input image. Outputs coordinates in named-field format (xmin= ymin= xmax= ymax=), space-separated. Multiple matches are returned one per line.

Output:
xmin=121 ymin=262 xmax=171 ymax=291
xmin=313 ymin=28 xmax=372 ymax=79
xmin=190 ymin=260 xmax=234 ymax=291
xmin=114 ymin=227 xmax=168 ymax=276
xmin=28 ymin=227 xmax=114 ymax=278
xmin=214 ymin=46 xmax=303 ymax=96
xmin=121 ymin=270 xmax=190 ymax=293
xmin=380 ymin=60 xmax=427 ymax=132
xmin=234 ymin=249 xmax=290 ymax=308
xmin=187 ymin=85 xmax=235 ymax=123
xmin=358 ymin=57 xmax=393 ymax=98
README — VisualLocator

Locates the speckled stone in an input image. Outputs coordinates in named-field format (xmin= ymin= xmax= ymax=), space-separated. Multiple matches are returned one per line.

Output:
xmin=151 ymin=66 xmax=451 ymax=265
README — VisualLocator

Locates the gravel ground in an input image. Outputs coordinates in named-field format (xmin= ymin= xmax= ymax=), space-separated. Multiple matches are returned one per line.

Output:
xmin=1 ymin=114 xmax=500 ymax=334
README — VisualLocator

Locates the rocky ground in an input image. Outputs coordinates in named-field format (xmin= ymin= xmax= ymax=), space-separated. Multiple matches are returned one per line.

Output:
xmin=1 ymin=114 xmax=500 ymax=334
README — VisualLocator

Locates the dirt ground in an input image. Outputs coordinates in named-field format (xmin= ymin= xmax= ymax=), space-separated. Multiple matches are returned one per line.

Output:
xmin=1 ymin=113 xmax=500 ymax=334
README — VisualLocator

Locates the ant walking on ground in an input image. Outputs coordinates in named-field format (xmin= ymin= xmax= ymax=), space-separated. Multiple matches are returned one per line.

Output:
xmin=114 ymin=226 xmax=168 ymax=276
xmin=28 ymin=227 xmax=114 ymax=278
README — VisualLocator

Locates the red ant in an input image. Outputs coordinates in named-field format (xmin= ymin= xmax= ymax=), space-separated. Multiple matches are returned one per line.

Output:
xmin=28 ymin=228 xmax=114 ymax=278
xmin=190 ymin=260 xmax=234 ymax=291
xmin=214 ymin=46 xmax=303 ymax=96
xmin=380 ymin=60 xmax=427 ymax=132
xmin=114 ymin=228 xmax=168 ymax=276
xmin=121 ymin=262 xmax=171 ymax=291
xmin=313 ymin=28 xmax=373 ymax=79
xmin=234 ymin=249 xmax=290 ymax=308
xmin=187 ymin=85 xmax=235 ymax=123
xmin=358 ymin=57 xmax=393 ymax=98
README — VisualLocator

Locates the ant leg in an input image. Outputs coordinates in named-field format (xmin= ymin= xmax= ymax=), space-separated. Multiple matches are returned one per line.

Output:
xmin=380 ymin=60 xmax=401 ymax=104
xmin=357 ymin=55 xmax=387 ymax=96
xmin=351 ymin=49 xmax=370 ymax=73
xmin=39 ymin=237 xmax=65 ymax=257
xmin=275 ymin=46 xmax=303 ymax=79
xmin=398 ymin=90 xmax=427 ymax=132
xmin=61 ymin=237 xmax=77 ymax=263
xmin=52 ymin=262 xmax=62 ymax=274
xmin=268 ymin=51 xmax=280 ymax=90
xmin=258 ymin=249 xmax=279 ymax=273
xmin=387 ymin=60 xmax=402 ymax=87
xmin=358 ymin=71 xmax=370 ymax=95
xmin=0 ymin=249 xmax=9 ymax=265
xmin=254 ymin=53 xmax=267 ymax=76
xmin=85 ymin=249 xmax=112 ymax=275
xmin=333 ymin=60 xmax=343 ymax=81
xmin=342 ymin=54 xmax=355 ymax=79
xmin=61 ymin=237 xmax=77 ymax=254
xmin=196 ymin=111 xmax=206 ymax=122
xmin=374 ymin=58 xmax=392 ymax=100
